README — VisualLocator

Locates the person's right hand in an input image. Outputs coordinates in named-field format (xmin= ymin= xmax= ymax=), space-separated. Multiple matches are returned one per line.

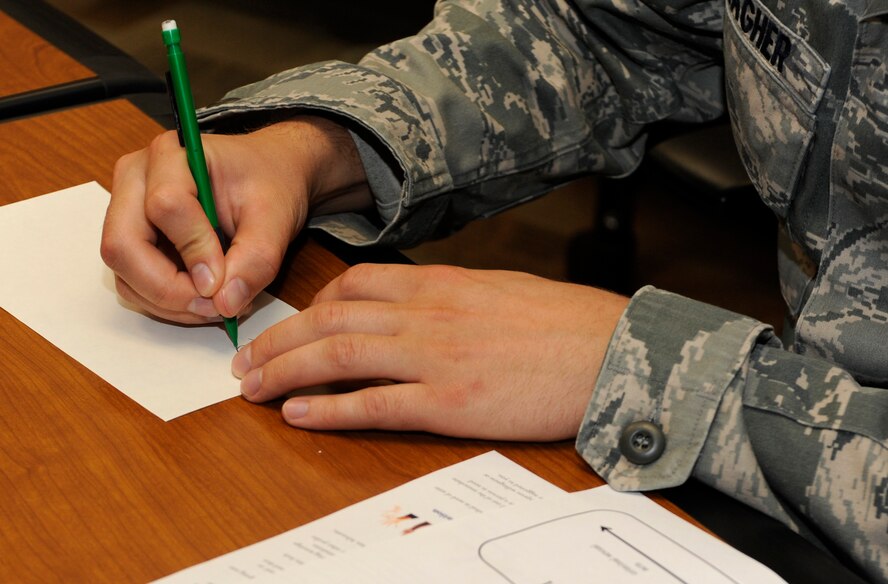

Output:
xmin=100 ymin=116 xmax=371 ymax=324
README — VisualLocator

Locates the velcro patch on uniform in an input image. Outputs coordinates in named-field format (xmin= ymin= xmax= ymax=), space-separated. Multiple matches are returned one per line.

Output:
xmin=725 ymin=0 xmax=829 ymax=112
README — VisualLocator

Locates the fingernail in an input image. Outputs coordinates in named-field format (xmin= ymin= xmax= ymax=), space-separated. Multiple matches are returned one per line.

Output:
xmin=221 ymin=277 xmax=250 ymax=314
xmin=231 ymin=345 xmax=252 ymax=378
xmin=283 ymin=400 xmax=309 ymax=420
xmin=240 ymin=368 xmax=262 ymax=398
xmin=188 ymin=297 xmax=220 ymax=317
xmin=192 ymin=262 xmax=216 ymax=297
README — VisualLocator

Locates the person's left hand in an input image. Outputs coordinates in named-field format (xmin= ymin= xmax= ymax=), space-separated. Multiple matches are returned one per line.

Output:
xmin=231 ymin=264 xmax=628 ymax=441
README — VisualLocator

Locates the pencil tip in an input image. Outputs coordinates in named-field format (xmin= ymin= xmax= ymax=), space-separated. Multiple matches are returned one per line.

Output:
xmin=224 ymin=317 xmax=238 ymax=350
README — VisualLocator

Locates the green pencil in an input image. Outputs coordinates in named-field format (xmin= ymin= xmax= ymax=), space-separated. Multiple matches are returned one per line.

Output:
xmin=162 ymin=19 xmax=238 ymax=348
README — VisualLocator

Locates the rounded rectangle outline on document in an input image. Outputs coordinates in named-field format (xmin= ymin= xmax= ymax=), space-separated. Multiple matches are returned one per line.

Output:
xmin=478 ymin=509 xmax=740 ymax=584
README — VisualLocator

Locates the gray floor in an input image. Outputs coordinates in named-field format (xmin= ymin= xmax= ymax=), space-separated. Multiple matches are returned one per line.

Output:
xmin=44 ymin=0 xmax=785 ymax=327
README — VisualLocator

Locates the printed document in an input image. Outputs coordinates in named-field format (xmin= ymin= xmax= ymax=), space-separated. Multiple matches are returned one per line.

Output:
xmin=259 ymin=485 xmax=786 ymax=583
xmin=155 ymin=451 xmax=566 ymax=582
xmin=156 ymin=451 xmax=785 ymax=583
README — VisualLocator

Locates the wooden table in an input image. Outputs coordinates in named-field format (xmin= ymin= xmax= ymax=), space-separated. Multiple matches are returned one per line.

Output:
xmin=0 ymin=98 xmax=669 ymax=582
xmin=0 ymin=10 xmax=94 ymax=100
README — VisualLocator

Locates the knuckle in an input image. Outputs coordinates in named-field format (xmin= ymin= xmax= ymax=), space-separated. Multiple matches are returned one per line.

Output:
xmin=416 ymin=265 xmax=469 ymax=296
xmin=112 ymin=151 xmax=139 ymax=179
xmin=259 ymin=360 xmax=286 ymax=393
xmin=309 ymin=301 xmax=348 ymax=336
xmin=144 ymin=186 xmax=183 ymax=226
xmin=421 ymin=304 xmax=460 ymax=325
xmin=324 ymin=335 xmax=362 ymax=370
xmin=423 ymin=264 xmax=465 ymax=282
xmin=176 ymin=228 xmax=216 ymax=260
xmin=149 ymin=130 xmax=178 ymax=151
xmin=146 ymin=281 xmax=178 ymax=309
xmin=249 ymin=326 xmax=279 ymax=367
xmin=99 ymin=231 xmax=125 ymax=271
xmin=113 ymin=277 xmax=135 ymax=303
xmin=114 ymin=271 xmax=175 ymax=312
xmin=337 ymin=263 xmax=376 ymax=296
xmin=360 ymin=390 xmax=394 ymax=423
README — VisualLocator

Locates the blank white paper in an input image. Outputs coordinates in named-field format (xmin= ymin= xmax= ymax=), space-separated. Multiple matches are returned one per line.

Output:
xmin=0 ymin=182 xmax=298 ymax=421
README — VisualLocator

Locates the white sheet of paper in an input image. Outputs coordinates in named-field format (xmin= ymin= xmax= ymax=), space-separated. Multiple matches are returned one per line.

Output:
xmin=0 ymin=182 xmax=297 ymax=420
xmin=155 ymin=451 xmax=566 ymax=583
xmin=257 ymin=486 xmax=787 ymax=584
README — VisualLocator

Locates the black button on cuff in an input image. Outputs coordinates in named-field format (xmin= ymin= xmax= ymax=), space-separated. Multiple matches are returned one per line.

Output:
xmin=619 ymin=421 xmax=666 ymax=465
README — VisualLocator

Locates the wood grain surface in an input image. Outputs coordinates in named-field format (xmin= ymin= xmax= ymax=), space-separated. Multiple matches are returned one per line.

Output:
xmin=0 ymin=11 xmax=94 ymax=99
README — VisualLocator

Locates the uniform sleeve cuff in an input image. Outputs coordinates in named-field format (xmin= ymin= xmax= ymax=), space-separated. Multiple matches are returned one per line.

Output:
xmin=576 ymin=286 xmax=776 ymax=491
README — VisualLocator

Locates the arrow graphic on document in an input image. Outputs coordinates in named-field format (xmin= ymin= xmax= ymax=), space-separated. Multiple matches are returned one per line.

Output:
xmin=600 ymin=526 xmax=689 ymax=584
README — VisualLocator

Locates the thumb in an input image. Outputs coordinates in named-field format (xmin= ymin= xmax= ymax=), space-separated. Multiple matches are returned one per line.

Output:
xmin=213 ymin=194 xmax=301 ymax=317
xmin=144 ymin=189 xmax=227 ymax=300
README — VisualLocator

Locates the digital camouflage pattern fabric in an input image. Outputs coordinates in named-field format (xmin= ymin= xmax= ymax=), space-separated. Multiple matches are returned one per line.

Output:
xmin=198 ymin=1 xmax=888 ymax=580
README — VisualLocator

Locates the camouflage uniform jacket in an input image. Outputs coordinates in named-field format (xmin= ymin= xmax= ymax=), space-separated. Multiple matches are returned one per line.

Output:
xmin=199 ymin=0 xmax=888 ymax=580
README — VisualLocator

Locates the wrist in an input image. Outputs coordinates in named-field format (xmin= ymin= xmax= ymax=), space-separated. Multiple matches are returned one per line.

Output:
xmin=252 ymin=117 xmax=373 ymax=216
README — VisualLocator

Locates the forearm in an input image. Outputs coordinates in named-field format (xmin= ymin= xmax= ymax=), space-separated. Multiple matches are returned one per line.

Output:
xmin=198 ymin=0 xmax=725 ymax=247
